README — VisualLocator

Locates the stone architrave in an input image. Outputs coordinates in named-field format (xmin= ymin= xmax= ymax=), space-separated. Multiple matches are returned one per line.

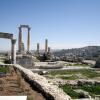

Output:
xmin=0 ymin=32 xmax=13 ymax=39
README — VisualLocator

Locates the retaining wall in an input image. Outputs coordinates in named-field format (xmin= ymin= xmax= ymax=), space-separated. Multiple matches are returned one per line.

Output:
xmin=13 ymin=64 xmax=71 ymax=100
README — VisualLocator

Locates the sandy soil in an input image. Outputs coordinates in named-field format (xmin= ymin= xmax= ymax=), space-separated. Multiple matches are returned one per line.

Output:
xmin=0 ymin=73 xmax=45 ymax=100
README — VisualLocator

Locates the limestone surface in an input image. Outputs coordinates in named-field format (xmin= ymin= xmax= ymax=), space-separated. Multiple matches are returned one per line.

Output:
xmin=14 ymin=64 xmax=71 ymax=100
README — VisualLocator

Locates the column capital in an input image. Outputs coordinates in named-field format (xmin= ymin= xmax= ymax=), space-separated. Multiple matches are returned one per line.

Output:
xmin=18 ymin=27 xmax=21 ymax=29
xmin=28 ymin=27 xmax=31 ymax=31
xmin=11 ymin=39 xmax=16 ymax=44
xmin=18 ymin=27 xmax=22 ymax=32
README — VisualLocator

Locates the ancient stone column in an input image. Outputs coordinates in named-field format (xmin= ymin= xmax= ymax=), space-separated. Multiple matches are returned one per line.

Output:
xmin=37 ymin=43 xmax=40 ymax=53
xmin=48 ymin=47 xmax=50 ymax=53
xmin=18 ymin=27 xmax=22 ymax=52
xmin=27 ymin=27 xmax=30 ymax=52
xmin=45 ymin=39 xmax=48 ymax=53
xmin=11 ymin=39 xmax=16 ymax=64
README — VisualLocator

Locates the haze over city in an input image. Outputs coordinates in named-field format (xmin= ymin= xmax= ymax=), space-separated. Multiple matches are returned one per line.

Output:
xmin=0 ymin=0 xmax=100 ymax=50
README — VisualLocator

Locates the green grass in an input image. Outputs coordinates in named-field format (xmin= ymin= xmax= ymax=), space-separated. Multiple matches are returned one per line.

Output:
xmin=73 ymin=64 xmax=89 ymax=67
xmin=80 ymin=85 xmax=100 ymax=95
xmin=48 ymin=70 xmax=79 ymax=75
xmin=65 ymin=63 xmax=89 ymax=67
xmin=48 ymin=69 xmax=100 ymax=78
xmin=60 ymin=84 xmax=100 ymax=99
xmin=0 ymin=66 xmax=9 ymax=73
xmin=58 ymin=75 xmax=77 ymax=80
xmin=81 ymin=70 xmax=100 ymax=78
xmin=59 ymin=85 xmax=80 ymax=99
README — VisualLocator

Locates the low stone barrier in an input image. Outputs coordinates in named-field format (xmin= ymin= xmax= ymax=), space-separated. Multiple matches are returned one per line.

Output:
xmin=13 ymin=64 xmax=71 ymax=100
xmin=78 ymin=79 xmax=100 ymax=86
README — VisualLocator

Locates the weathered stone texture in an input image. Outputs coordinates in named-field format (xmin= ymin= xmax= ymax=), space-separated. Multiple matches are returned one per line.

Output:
xmin=0 ymin=32 xmax=13 ymax=39
xmin=14 ymin=64 xmax=71 ymax=100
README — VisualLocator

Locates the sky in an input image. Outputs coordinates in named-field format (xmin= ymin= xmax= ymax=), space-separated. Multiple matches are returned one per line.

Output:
xmin=0 ymin=0 xmax=100 ymax=50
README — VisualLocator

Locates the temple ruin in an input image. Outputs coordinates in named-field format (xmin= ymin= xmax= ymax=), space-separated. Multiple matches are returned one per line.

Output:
xmin=18 ymin=25 xmax=31 ymax=54
xmin=0 ymin=32 xmax=16 ymax=64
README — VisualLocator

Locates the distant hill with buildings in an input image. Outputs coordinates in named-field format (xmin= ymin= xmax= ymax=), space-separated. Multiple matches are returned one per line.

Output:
xmin=53 ymin=46 xmax=100 ymax=60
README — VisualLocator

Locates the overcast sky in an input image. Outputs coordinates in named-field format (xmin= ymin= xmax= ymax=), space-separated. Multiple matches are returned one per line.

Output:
xmin=0 ymin=0 xmax=100 ymax=50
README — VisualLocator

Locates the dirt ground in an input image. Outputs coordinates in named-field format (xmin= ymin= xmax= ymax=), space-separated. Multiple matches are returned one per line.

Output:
xmin=0 ymin=72 xmax=45 ymax=100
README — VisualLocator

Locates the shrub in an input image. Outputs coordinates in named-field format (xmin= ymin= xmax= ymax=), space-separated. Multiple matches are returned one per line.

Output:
xmin=94 ymin=57 xmax=100 ymax=68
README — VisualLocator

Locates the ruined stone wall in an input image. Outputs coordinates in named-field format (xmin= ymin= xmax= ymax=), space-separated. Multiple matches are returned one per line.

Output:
xmin=13 ymin=64 xmax=71 ymax=100
xmin=16 ymin=55 xmax=34 ymax=69
xmin=78 ymin=79 xmax=100 ymax=86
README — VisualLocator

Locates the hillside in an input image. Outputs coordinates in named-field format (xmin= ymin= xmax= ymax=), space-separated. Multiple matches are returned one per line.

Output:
xmin=53 ymin=46 xmax=100 ymax=60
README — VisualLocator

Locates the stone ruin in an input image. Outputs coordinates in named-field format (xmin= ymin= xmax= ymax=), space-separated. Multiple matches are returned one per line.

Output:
xmin=18 ymin=25 xmax=31 ymax=54
xmin=13 ymin=64 xmax=71 ymax=100
xmin=17 ymin=25 xmax=54 ymax=67
xmin=0 ymin=26 xmax=72 ymax=99
xmin=0 ymin=32 xmax=16 ymax=64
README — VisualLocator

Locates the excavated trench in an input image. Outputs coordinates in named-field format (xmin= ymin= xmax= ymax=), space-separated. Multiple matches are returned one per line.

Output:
xmin=0 ymin=70 xmax=46 ymax=100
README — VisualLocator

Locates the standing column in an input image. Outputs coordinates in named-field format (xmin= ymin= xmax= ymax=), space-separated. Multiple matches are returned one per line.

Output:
xmin=18 ymin=27 xmax=22 ymax=52
xmin=48 ymin=47 xmax=50 ymax=53
xmin=45 ymin=39 xmax=48 ymax=54
xmin=27 ymin=27 xmax=30 ymax=52
xmin=11 ymin=39 xmax=16 ymax=64
xmin=37 ymin=43 xmax=40 ymax=53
